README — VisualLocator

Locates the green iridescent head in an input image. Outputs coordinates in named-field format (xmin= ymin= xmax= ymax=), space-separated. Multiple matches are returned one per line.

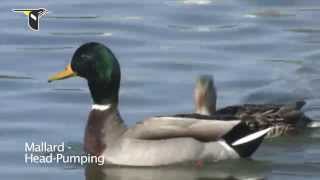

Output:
xmin=48 ymin=42 xmax=121 ymax=105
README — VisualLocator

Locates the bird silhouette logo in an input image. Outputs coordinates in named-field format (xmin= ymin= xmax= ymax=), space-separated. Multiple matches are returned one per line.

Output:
xmin=13 ymin=8 xmax=48 ymax=31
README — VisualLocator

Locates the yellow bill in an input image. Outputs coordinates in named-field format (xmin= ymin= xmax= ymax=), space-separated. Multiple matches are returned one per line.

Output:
xmin=13 ymin=9 xmax=32 ymax=16
xmin=48 ymin=64 xmax=77 ymax=83
xmin=22 ymin=10 xmax=32 ymax=16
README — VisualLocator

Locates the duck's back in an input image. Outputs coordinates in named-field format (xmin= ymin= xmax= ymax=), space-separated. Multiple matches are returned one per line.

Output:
xmin=215 ymin=101 xmax=311 ymax=138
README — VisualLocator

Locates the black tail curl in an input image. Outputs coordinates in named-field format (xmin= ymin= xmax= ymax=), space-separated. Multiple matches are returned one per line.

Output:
xmin=222 ymin=121 xmax=270 ymax=157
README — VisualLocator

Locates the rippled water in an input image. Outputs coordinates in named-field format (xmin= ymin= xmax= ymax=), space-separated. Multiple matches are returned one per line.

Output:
xmin=1 ymin=0 xmax=320 ymax=179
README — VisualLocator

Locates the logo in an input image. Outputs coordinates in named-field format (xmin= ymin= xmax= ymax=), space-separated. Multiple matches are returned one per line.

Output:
xmin=13 ymin=8 xmax=48 ymax=31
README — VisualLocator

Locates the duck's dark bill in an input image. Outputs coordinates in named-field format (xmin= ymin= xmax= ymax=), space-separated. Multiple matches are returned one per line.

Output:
xmin=48 ymin=64 xmax=76 ymax=83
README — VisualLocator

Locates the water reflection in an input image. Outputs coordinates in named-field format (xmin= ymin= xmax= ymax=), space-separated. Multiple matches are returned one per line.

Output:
xmin=85 ymin=160 xmax=270 ymax=180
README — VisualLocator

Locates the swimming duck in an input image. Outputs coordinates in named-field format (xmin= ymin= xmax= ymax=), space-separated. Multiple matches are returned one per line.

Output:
xmin=194 ymin=75 xmax=313 ymax=138
xmin=48 ymin=42 xmax=271 ymax=166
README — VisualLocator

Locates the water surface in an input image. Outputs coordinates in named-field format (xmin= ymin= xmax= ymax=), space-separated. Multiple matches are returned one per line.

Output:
xmin=1 ymin=0 xmax=320 ymax=179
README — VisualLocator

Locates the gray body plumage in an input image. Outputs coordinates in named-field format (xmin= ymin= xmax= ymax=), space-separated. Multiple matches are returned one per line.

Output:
xmin=86 ymin=106 xmax=242 ymax=166
xmin=103 ymin=137 xmax=238 ymax=166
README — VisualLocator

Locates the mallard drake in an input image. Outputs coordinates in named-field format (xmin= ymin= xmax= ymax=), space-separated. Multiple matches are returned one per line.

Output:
xmin=48 ymin=42 xmax=271 ymax=166
xmin=194 ymin=75 xmax=313 ymax=138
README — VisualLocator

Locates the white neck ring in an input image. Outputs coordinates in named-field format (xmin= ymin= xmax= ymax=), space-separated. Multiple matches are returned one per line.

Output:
xmin=92 ymin=104 xmax=111 ymax=111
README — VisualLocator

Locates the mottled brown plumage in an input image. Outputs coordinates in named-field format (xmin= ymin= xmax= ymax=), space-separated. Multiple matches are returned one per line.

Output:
xmin=194 ymin=75 xmax=312 ymax=138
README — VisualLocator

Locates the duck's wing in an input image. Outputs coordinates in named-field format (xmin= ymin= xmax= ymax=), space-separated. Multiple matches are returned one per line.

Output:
xmin=124 ymin=114 xmax=241 ymax=141
xmin=215 ymin=104 xmax=282 ymax=116
xmin=215 ymin=101 xmax=309 ymax=138
xmin=216 ymin=101 xmax=306 ymax=122
xmin=251 ymin=101 xmax=310 ymax=127
xmin=105 ymin=121 xmax=270 ymax=166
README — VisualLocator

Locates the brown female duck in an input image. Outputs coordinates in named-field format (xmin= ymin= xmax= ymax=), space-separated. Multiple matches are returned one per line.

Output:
xmin=194 ymin=75 xmax=313 ymax=138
